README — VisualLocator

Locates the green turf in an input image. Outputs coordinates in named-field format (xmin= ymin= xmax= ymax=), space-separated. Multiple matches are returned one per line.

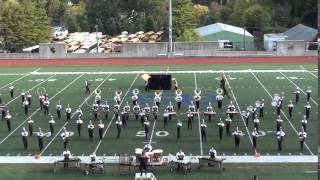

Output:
xmin=0 ymin=163 xmax=316 ymax=180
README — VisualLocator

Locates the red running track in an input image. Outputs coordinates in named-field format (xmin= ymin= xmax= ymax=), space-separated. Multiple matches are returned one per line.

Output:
xmin=0 ymin=56 xmax=317 ymax=67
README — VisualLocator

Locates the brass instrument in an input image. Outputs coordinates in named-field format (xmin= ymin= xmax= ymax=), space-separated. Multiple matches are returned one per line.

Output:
xmin=133 ymin=88 xmax=139 ymax=96
xmin=175 ymin=89 xmax=182 ymax=96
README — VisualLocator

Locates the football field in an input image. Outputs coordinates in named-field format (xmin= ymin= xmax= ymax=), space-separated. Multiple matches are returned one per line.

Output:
xmin=0 ymin=63 xmax=317 ymax=179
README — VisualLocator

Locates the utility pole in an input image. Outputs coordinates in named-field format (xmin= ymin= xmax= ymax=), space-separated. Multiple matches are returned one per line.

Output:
xmin=168 ymin=0 xmax=173 ymax=55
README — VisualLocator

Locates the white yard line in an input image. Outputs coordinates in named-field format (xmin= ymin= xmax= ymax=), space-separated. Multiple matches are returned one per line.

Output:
xmin=299 ymin=65 xmax=318 ymax=78
xmin=194 ymin=72 xmax=203 ymax=156
xmin=251 ymin=72 xmax=314 ymax=155
xmin=94 ymin=74 xmax=139 ymax=153
xmin=222 ymin=72 xmax=254 ymax=152
xmin=40 ymin=74 xmax=112 ymax=155
xmin=279 ymin=72 xmax=318 ymax=106
xmin=0 ymin=74 xmax=31 ymax=91
xmin=5 ymin=74 xmax=56 ymax=106
xmin=0 ymin=74 xmax=85 ymax=145
xmin=0 ymin=69 xmax=309 ymax=76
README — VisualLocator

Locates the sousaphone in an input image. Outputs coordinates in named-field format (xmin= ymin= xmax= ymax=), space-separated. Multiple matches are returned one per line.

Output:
xmin=115 ymin=90 xmax=122 ymax=96
xmin=95 ymin=88 xmax=102 ymax=96
xmin=175 ymin=89 xmax=182 ymax=96
xmin=194 ymin=88 xmax=201 ymax=96
xmin=216 ymin=88 xmax=223 ymax=96
xmin=155 ymin=90 xmax=163 ymax=97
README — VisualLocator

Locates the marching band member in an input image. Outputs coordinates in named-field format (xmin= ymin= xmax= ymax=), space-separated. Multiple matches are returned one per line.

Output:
xmin=187 ymin=111 xmax=193 ymax=129
xmin=75 ymin=106 xmax=83 ymax=119
xmin=85 ymin=81 xmax=90 ymax=94
xmin=152 ymin=102 xmax=158 ymax=120
xmin=98 ymin=120 xmax=104 ymax=140
xmin=144 ymin=118 xmax=150 ymax=140
xmin=144 ymin=80 xmax=149 ymax=92
xmin=37 ymin=128 xmax=44 ymax=151
xmin=21 ymin=127 xmax=28 ymax=149
xmin=194 ymin=90 xmax=201 ymax=110
xmin=133 ymin=102 xmax=141 ymax=120
xmin=26 ymin=91 xmax=32 ymax=106
xmin=9 ymin=83 xmax=14 ymax=98
xmin=259 ymin=99 xmax=264 ymax=117
xmin=216 ymin=93 xmax=224 ymax=109
xmin=176 ymin=149 xmax=185 ymax=160
xmin=166 ymin=101 xmax=174 ymax=120
xmin=5 ymin=110 xmax=11 ymax=132
xmin=139 ymin=151 xmax=149 ymax=176
xmin=101 ymin=101 xmax=110 ymax=120
xmin=39 ymin=93 xmax=45 ymax=111
xmin=56 ymin=100 xmax=62 ymax=119
xmin=114 ymin=91 xmax=121 ymax=105
xmin=298 ymin=126 xmax=307 ymax=151
xmin=175 ymin=90 xmax=183 ymax=110
xmin=232 ymin=127 xmax=242 ymax=149
xmin=144 ymin=144 xmax=153 ymax=152
xmin=200 ymin=119 xmax=207 ymax=142
xmin=87 ymin=120 xmax=94 ymax=140
xmin=131 ymin=90 xmax=139 ymax=106
xmin=243 ymin=110 xmax=250 ymax=127
xmin=1 ymin=106 xmax=5 ymax=120
xmin=27 ymin=117 xmax=33 ymax=136
xmin=163 ymin=110 xmax=169 ymax=128
xmin=279 ymin=95 xmax=284 ymax=109
xmin=205 ymin=102 xmax=214 ymax=121
xmin=306 ymin=87 xmax=311 ymax=101
xmin=188 ymin=101 xmax=195 ymax=113
xmin=76 ymin=116 xmax=83 ymax=136
xmin=227 ymin=101 xmax=236 ymax=119
xmin=63 ymin=148 xmax=71 ymax=168
xmin=252 ymin=128 xmax=258 ymax=149
xmin=116 ymin=116 xmax=122 ymax=138
xmin=304 ymin=101 xmax=311 ymax=119
xmin=43 ymin=98 xmax=50 ymax=115
xmin=123 ymin=102 xmax=131 ymax=121
xmin=173 ymin=78 xmax=178 ymax=90
xmin=113 ymin=102 xmax=120 ymax=120
xmin=140 ymin=109 xmax=146 ymax=127
xmin=293 ymin=87 xmax=300 ymax=103
xmin=144 ymin=103 xmax=151 ymax=120
xmin=209 ymin=147 xmax=217 ymax=159
xmin=92 ymin=103 xmax=99 ymax=120
xmin=90 ymin=152 xmax=96 ymax=162
xmin=95 ymin=91 xmax=101 ymax=105
xmin=288 ymin=100 xmax=294 ymax=118
xmin=21 ymin=91 xmax=26 ymax=103
xmin=276 ymin=100 xmax=281 ymax=116
xmin=301 ymin=115 xmax=307 ymax=132
xmin=276 ymin=127 xmax=285 ymax=151
xmin=251 ymin=106 xmax=257 ymax=120
xmin=23 ymin=98 xmax=29 ymax=115
xmin=154 ymin=92 xmax=161 ymax=107
xmin=177 ymin=119 xmax=182 ymax=139
xmin=276 ymin=115 xmax=283 ymax=131
xmin=121 ymin=111 xmax=127 ymax=128
xmin=49 ymin=115 xmax=55 ymax=134
xmin=253 ymin=115 xmax=260 ymax=132
xmin=65 ymin=104 xmax=72 ymax=121
xmin=225 ymin=114 xmax=232 ymax=136
xmin=62 ymin=127 xmax=70 ymax=149
xmin=218 ymin=118 xmax=224 ymax=141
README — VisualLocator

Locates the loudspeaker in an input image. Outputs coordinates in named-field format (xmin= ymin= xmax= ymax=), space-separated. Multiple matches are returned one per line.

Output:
xmin=148 ymin=74 xmax=172 ymax=90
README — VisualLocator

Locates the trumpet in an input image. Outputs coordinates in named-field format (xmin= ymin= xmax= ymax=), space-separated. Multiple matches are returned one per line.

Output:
xmin=216 ymin=88 xmax=223 ymax=95
xmin=194 ymin=88 xmax=201 ymax=95
xmin=133 ymin=88 xmax=139 ymax=95
xmin=115 ymin=90 xmax=122 ymax=96
xmin=175 ymin=89 xmax=182 ymax=96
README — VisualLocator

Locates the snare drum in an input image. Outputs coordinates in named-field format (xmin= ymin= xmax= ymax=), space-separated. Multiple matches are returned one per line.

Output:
xmin=153 ymin=149 xmax=163 ymax=162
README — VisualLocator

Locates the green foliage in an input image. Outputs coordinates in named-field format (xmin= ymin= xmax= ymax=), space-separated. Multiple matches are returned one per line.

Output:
xmin=242 ymin=4 xmax=271 ymax=31
xmin=0 ymin=0 xmax=51 ymax=51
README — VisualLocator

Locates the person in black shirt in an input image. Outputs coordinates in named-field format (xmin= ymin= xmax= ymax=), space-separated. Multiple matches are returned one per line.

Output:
xmin=139 ymin=151 xmax=149 ymax=176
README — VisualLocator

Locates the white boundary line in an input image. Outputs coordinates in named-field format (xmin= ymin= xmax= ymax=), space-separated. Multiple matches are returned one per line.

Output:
xmin=4 ymin=74 xmax=56 ymax=106
xmin=94 ymin=74 xmax=139 ymax=153
xmin=250 ymin=72 xmax=314 ymax=155
xmin=0 ymin=74 xmax=31 ymax=91
xmin=223 ymin=72 xmax=254 ymax=152
xmin=279 ymin=72 xmax=318 ymax=106
xmin=40 ymin=74 xmax=112 ymax=155
xmin=299 ymin=65 xmax=318 ymax=78
xmin=148 ymin=118 xmax=157 ymax=145
xmin=194 ymin=72 xmax=203 ymax=156
xmin=0 ymin=74 xmax=84 ymax=145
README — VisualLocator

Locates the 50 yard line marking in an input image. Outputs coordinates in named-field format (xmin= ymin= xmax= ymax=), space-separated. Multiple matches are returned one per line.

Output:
xmin=194 ymin=72 xmax=203 ymax=156
xmin=40 ymin=74 xmax=112 ymax=155
xmin=0 ymin=74 xmax=84 ymax=145
xmin=299 ymin=65 xmax=318 ymax=78
xmin=94 ymin=74 xmax=139 ymax=153
xmin=251 ymin=72 xmax=314 ymax=155
xmin=223 ymin=72 xmax=254 ymax=153
xmin=279 ymin=72 xmax=318 ymax=106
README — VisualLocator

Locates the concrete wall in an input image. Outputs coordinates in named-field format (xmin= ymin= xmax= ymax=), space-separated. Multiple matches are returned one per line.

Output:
xmin=276 ymin=40 xmax=306 ymax=56
xmin=0 ymin=41 xmax=315 ymax=59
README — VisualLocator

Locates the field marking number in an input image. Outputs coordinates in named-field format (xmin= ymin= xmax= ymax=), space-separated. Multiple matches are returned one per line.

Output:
xmin=136 ymin=131 xmax=169 ymax=137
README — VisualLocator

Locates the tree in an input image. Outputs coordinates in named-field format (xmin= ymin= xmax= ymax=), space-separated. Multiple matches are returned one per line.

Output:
xmin=63 ymin=1 xmax=89 ymax=32
xmin=242 ymin=4 xmax=272 ymax=31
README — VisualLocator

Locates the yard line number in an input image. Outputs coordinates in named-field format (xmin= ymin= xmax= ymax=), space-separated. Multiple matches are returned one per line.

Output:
xmin=136 ymin=131 xmax=169 ymax=137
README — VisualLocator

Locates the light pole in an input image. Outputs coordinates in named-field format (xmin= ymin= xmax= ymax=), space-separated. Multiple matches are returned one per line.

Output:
xmin=95 ymin=24 xmax=99 ymax=53
xmin=168 ymin=0 xmax=173 ymax=55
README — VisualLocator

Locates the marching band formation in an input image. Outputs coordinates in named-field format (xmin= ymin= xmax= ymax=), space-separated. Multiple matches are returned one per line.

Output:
xmin=0 ymin=74 xmax=314 ymax=156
